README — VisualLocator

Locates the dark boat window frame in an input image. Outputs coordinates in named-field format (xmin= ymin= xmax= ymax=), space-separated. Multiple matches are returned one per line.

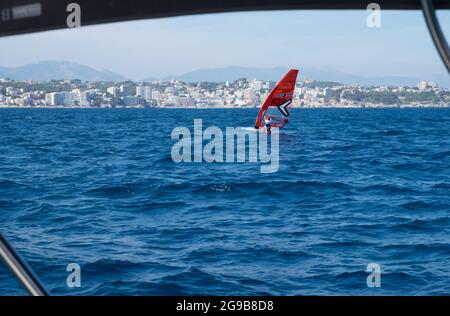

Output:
xmin=0 ymin=0 xmax=449 ymax=297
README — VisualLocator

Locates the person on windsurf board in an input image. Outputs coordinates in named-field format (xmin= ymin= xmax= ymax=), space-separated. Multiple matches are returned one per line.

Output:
xmin=254 ymin=69 xmax=299 ymax=132
xmin=264 ymin=115 xmax=272 ymax=134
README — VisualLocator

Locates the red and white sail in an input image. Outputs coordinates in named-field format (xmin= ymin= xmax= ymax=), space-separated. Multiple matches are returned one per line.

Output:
xmin=254 ymin=69 xmax=299 ymax=129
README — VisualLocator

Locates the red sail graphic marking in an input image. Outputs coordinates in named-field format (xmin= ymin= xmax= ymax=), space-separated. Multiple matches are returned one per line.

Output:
xmin=254 ymin=69 xmax=299 ymax=129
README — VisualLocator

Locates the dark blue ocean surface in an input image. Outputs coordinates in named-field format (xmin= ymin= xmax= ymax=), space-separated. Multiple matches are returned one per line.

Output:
xmin=0 ymin=108 xmax=449 ymax=295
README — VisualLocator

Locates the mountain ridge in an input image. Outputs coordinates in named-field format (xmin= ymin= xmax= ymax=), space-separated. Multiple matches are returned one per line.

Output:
xmin=150 ymin=65 xmax=448 ymax=87
xmin=1 ymin=61 xmax=448 ymax=87
xmin=0 ymin=60 xmax=127 ymax=82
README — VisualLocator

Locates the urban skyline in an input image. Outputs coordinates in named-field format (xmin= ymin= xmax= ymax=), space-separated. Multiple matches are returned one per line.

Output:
xmin=1 ymin=77 xmax=448 ymax=109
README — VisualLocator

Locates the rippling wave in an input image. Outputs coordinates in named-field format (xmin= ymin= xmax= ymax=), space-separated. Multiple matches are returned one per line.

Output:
xmin=0 ymin=108 xmax=449 ymax=295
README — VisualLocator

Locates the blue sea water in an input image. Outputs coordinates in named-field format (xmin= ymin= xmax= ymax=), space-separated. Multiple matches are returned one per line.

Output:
xmin=0 ymin=108 xmax=449 ymax=296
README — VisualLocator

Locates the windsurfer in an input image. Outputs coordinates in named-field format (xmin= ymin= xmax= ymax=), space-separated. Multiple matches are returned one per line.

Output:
xmin=264 ymin=115 xmax=272 ymax=134
xmin=253 ymin=69 xmax=299 ymax=131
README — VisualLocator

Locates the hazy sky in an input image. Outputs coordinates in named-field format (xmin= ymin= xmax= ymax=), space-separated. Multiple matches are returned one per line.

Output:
xmin=0 ymin=10 xmax=449 ymax=80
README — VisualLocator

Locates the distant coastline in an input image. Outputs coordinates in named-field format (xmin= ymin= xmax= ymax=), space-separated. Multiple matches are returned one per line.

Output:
xmin=1 ymin=77 xmax=449 ymax=109
xmin=2 ymin=104 xmax=449 ymax=109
